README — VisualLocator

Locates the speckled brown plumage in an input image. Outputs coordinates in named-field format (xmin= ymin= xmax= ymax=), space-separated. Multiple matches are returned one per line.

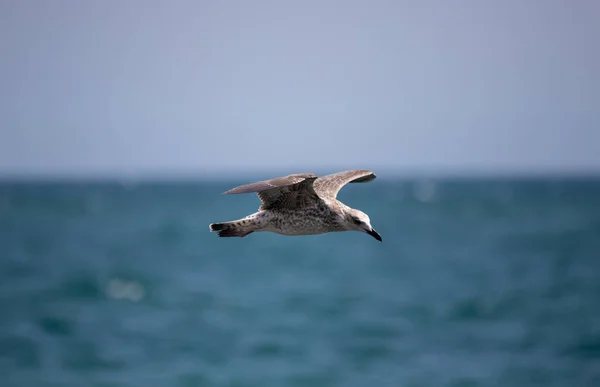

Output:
xmin=209 ymin=170 xmax=382 ymax=242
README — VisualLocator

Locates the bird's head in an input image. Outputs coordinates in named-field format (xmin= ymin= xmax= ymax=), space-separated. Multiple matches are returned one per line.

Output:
xmin=345 ymin=208 xmax=382 ymax=242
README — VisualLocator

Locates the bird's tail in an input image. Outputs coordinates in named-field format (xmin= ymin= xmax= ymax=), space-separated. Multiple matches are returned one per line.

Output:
xmin=209 ymin=220 xmax=254 ymax=238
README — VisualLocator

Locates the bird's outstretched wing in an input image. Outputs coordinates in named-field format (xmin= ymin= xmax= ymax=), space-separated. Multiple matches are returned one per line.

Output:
xmin=313 ymin=170 xmax=376 ymax=200
xmin=223 ymin=173 xmax=321 ymax=210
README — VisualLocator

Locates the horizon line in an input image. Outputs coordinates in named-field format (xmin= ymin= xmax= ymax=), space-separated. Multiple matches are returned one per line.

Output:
xmin=1 ymin=166 xmax=600 ymax=182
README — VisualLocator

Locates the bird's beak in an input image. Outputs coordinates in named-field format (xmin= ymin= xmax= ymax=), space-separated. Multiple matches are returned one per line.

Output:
xmin=366 ymin=227 xmax=382 ymax=242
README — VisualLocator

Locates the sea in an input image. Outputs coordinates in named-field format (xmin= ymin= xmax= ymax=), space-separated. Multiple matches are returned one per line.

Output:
xmin=1 ymin=176 xmax=599 ymax=387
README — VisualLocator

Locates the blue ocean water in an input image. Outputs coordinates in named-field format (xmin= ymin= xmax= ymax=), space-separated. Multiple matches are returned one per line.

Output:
xmin=1 ymin=177 xmax=599 ymax=387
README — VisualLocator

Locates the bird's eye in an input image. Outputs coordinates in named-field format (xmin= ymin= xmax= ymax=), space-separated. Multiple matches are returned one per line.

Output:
xmin=353 ymin=217 xmax=362 ymax=225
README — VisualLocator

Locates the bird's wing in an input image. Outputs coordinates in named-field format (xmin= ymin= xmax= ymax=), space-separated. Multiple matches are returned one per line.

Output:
xmin=313 ymin=170 xmax=376 ymax=199
xmin=223 ymin=173 xmax=322 ymax=210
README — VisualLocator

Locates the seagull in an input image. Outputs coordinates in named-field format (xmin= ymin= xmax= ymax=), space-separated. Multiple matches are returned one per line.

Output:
xmin=209 ymin=169 xmax=382 ymax=242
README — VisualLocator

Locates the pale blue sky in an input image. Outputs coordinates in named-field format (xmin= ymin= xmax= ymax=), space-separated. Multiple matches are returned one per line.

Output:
xmin=1 ymin=0 xmax=599 ymax=177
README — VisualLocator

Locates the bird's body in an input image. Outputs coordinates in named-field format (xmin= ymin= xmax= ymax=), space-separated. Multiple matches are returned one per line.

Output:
xmin=209 ymin=170 xmax=382 ymax=242
xmin=232 ymin=203 xmax=350 ymax=236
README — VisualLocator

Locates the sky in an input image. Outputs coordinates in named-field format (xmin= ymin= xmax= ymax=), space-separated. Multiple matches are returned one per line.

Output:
xmin=1 ymin=0 xmax=599 ymax=178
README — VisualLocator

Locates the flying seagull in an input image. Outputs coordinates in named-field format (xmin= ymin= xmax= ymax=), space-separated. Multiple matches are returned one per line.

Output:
xmin=209 ymin=169 xmax=382 ymax=242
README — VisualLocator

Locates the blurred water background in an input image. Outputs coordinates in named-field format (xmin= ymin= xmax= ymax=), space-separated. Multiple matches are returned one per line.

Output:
xmin=1 ymin=177 xmax=599 ymax=387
